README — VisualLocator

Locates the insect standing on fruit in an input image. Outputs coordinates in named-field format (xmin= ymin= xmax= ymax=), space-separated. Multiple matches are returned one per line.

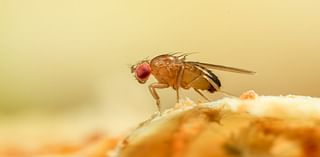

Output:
xmin=131 ymin=53 xmax=255 ymax=112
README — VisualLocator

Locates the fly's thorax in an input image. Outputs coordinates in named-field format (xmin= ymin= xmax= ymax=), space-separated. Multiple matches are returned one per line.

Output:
xmin=150 ymin=54 xmax=181 ymax=67
xmin=150 ymin=54 xmax=183 ymax=86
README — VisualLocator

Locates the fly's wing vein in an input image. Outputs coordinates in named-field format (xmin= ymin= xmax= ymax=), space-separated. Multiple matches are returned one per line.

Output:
xmin=186 ymin=61 xmax=255 ymax=74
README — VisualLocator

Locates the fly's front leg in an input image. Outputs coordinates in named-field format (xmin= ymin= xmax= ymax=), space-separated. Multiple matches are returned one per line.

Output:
xmin=148 ymin=83 xmax=169 ymax=112
xmin=176 ymin=65 xmax=185 ymax=103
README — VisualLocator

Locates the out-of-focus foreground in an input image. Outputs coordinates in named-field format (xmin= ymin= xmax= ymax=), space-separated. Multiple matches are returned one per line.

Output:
xmin=1 ymin=0 xmax=320 ymax=156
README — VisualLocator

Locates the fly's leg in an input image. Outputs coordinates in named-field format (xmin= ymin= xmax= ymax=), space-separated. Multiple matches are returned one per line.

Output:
xmin=176 ymin=65 xmax=185 ymax=103
xmin=148 ymin=83 xmax=169 ymax=112
xmin=201 ymin=74 xmax=238 ymax=97
xmin=219 ymin=90 xmax=237 ymax=98
xmin=184 ymin=74 xmax=210 ymax=101
xmin=184 ymin=74 xmax=202 ymax=88
xmin=193 ymin=88 xmax=210 ymax=101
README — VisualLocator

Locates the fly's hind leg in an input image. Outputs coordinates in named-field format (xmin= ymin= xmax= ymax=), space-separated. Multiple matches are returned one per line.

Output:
xmin=219 ymin=90 xmax=237 ymax=98
xmin=201 ymin=75 xmax=237 ymax=98
xmin=183 ymin=74 xmax=210 ymax=101
xmin=193 ymin=88 xmax=210 ymax=101
xmin=148 ymin=83 xmax=169 ymax=112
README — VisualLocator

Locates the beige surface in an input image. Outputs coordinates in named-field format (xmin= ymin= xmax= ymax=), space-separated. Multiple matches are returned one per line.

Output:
xmin=0 ymin=0 xmax=320 ymax=144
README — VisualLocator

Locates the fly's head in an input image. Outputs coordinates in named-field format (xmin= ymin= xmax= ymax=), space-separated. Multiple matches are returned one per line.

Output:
xmin=131 ymin=60 xmax=151 ymax=84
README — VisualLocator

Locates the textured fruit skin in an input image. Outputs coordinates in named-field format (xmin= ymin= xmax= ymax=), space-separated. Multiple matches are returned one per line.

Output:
xmin=113 ymin=94 xmax=320 ymax=157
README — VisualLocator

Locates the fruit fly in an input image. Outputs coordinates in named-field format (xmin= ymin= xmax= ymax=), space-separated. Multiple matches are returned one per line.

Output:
xmin=131 ymin=53 xmax=255 ymax=111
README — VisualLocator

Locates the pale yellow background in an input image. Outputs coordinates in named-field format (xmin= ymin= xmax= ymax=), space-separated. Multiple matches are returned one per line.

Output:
xmin=0 ymin=0 xmax=320 ymax=144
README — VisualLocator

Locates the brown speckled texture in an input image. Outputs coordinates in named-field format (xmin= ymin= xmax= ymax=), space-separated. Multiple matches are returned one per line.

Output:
xmin=113 ymin=92 xmax=320 ymax=157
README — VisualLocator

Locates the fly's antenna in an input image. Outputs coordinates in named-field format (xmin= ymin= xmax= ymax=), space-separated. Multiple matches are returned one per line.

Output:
xmin=127 ymin=64 xmax=132 ymax=68
xmin=129 ymin=56 xmax=150 ymax=72
xmin=128 ymin=63 xmax=136 ymax=73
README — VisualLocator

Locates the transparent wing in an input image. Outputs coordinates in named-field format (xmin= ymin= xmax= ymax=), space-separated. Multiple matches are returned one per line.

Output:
xmin=187 ymin=61 xmax=256 ymax=74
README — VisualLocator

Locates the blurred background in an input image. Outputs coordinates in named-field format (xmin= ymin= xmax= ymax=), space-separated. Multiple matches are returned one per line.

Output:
xmin=1 ymin=0 xmax=320 ymax=149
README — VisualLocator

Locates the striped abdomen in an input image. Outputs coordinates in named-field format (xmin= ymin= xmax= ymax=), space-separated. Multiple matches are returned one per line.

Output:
xmin=180 ymin=63 xmax=221 ymax=93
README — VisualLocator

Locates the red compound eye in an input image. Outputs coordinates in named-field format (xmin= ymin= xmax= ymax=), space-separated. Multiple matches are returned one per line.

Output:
xmin=135 ymin=63 xmax=151 ymax=82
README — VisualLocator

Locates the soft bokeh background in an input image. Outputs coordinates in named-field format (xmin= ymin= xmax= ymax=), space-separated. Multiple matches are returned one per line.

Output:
xmin=1 ymin=0 xmax=320 ymax=146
